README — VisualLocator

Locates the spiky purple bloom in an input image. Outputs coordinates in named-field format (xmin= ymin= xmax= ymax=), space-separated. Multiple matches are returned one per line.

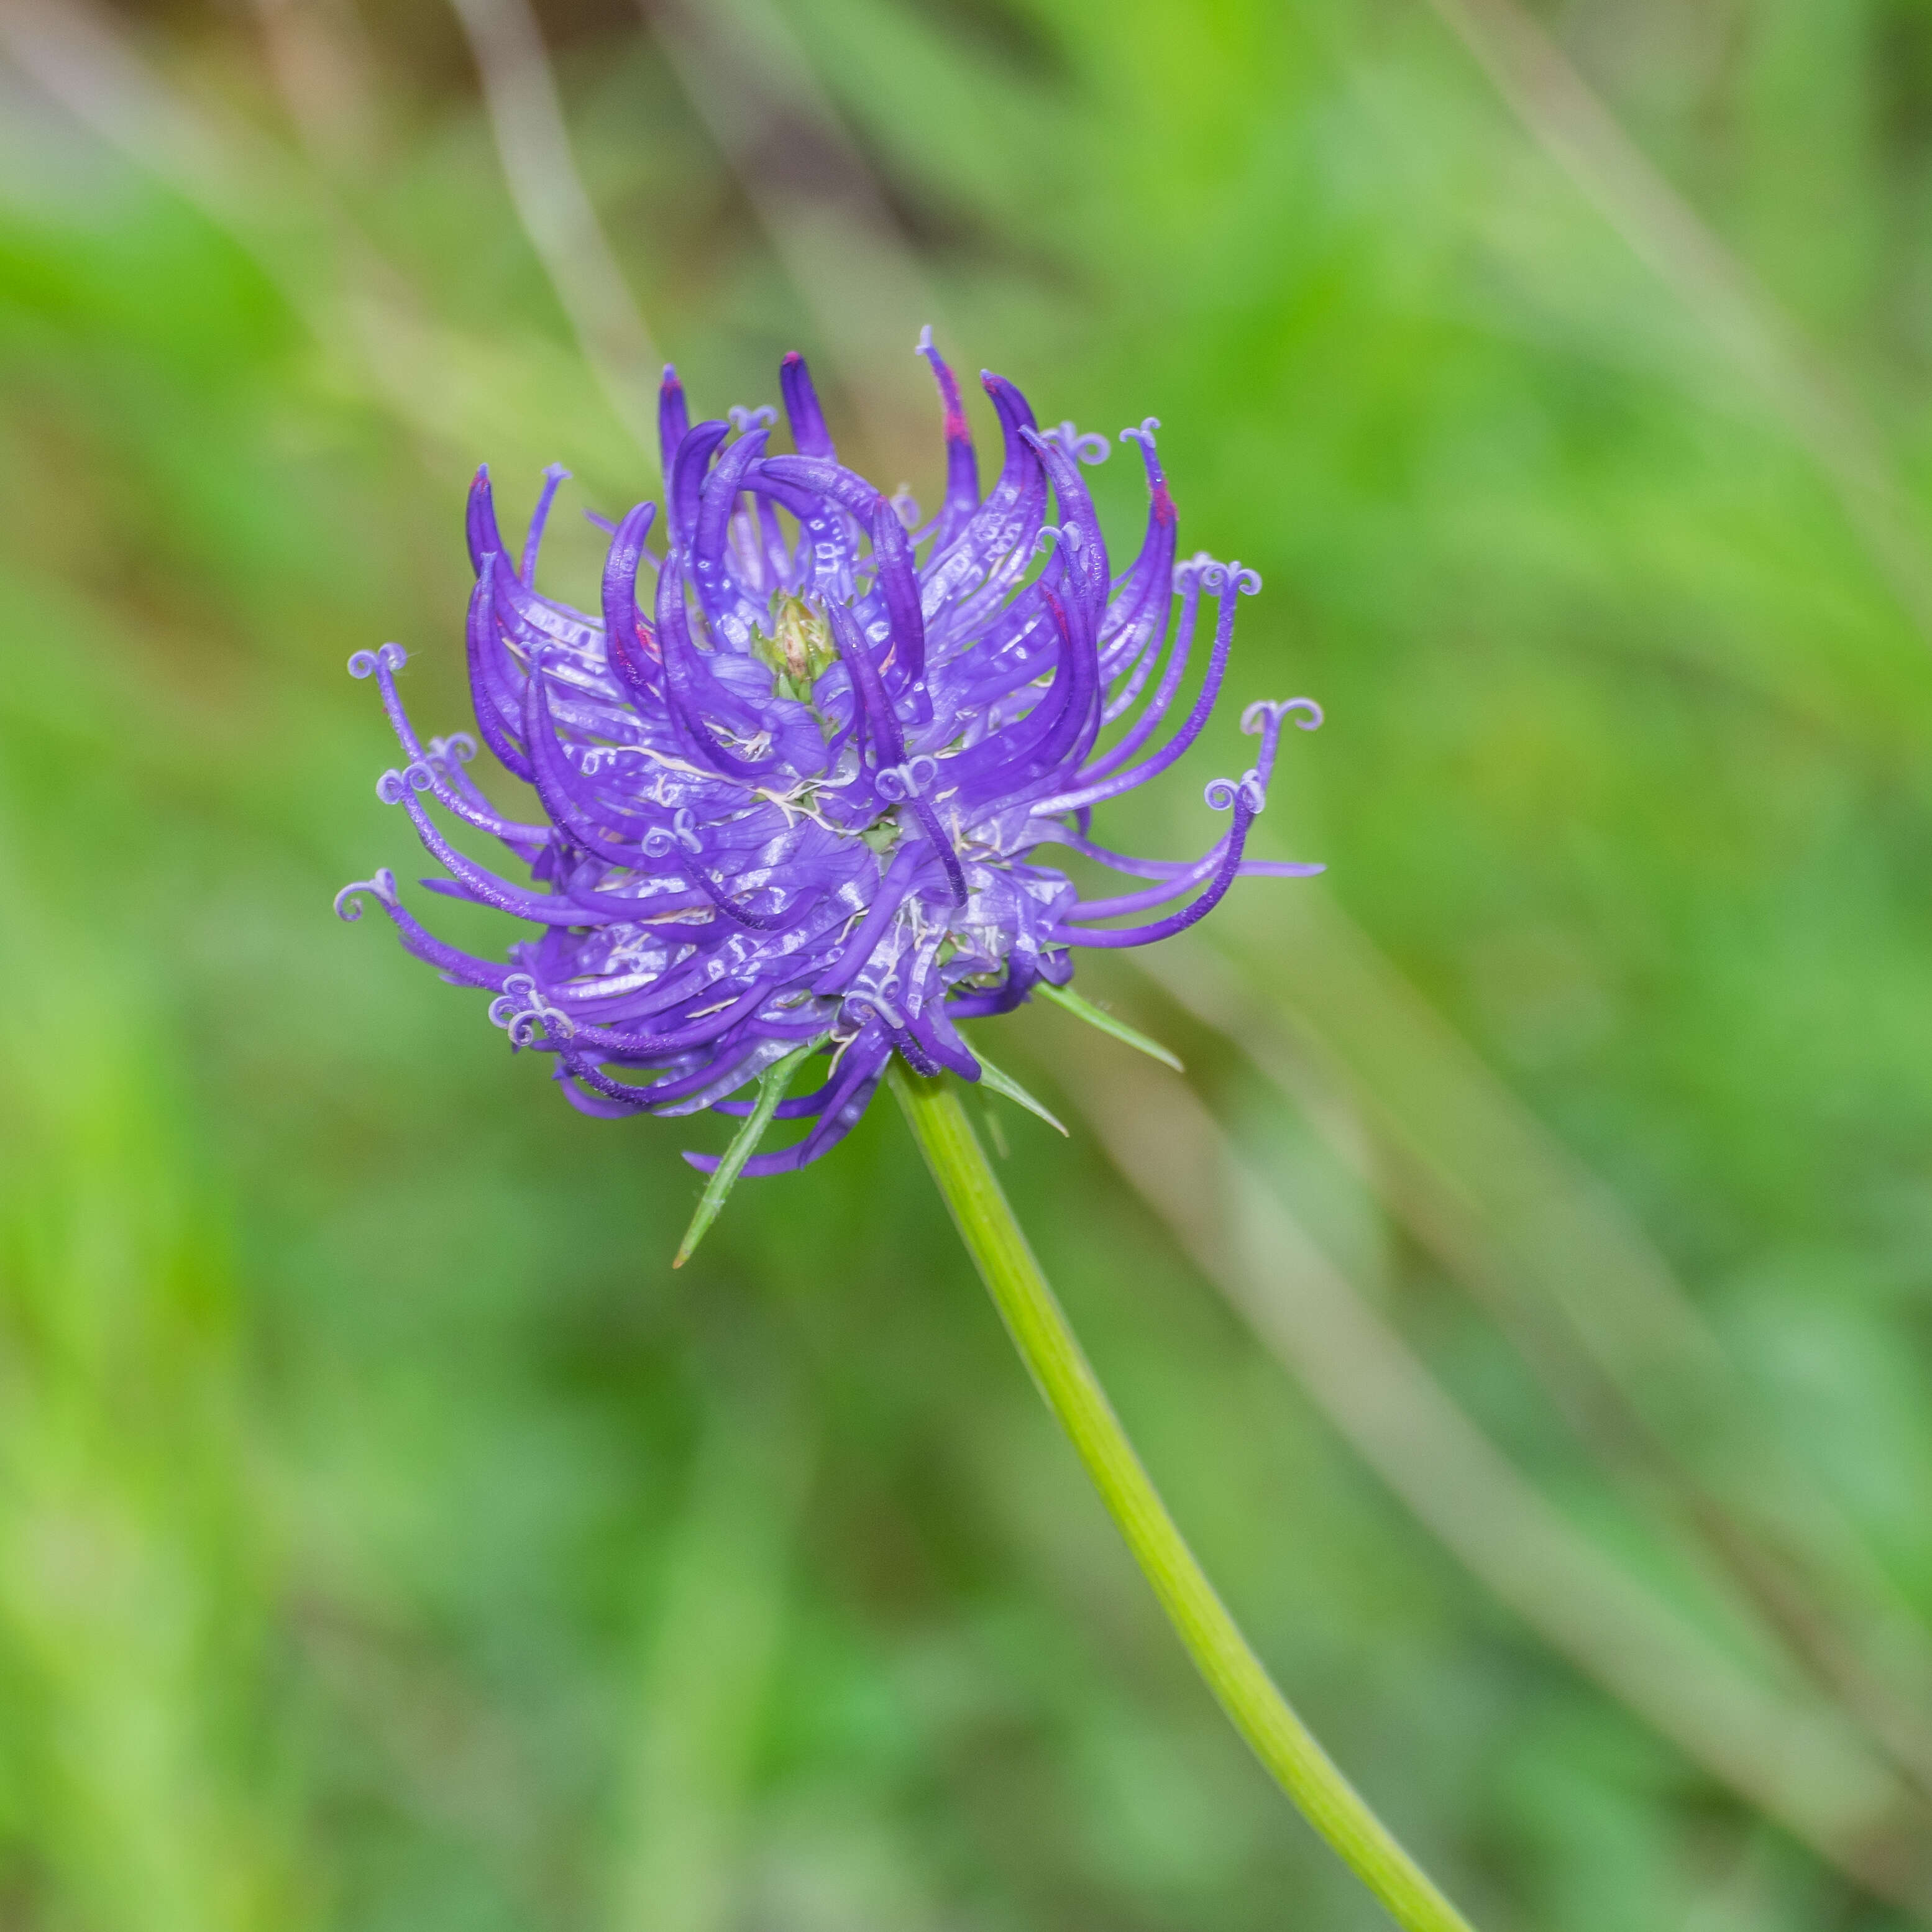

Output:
xmin=337 ymin=336 xmax=1322 ymax=1178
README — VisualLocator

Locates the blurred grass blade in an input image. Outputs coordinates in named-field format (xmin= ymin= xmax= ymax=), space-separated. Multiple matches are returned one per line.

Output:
xmin=969 ymin=1048 xmax=1068 ymax=1137
xmin=1419 ymin=0 xmax=1932 ymax=643
xmin=1038 ymin=981 xmax=1184 ymax=1073
xmin=674 ymin=1037 xmax=825 ymax=1267
xmin=0 ymin=0 xmax=641 ymax=482
xmin=0 ymin=858 xmax=300 ymax=1930
xmin=1058 ymin=1034 xmax=1932 ymax=1913
xmin=638 ymin=0 xmax=941 ymax=468
xmin=602 ymin=1385 xmax=809 ymax=1932
xmin=448 ymin=0 xmax=662 ymax=463
xmin=1134 ymin=913 xmax=1932 ymax=1803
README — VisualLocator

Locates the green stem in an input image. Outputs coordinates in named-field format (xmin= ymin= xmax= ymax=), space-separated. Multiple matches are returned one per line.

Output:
xmin=889 ymin=1064 xmax=1475 ymax=1932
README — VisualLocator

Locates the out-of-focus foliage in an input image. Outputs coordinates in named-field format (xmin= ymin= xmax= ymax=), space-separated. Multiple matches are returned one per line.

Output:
xmin=1 ymin=1 xmax=1930 ymax=1926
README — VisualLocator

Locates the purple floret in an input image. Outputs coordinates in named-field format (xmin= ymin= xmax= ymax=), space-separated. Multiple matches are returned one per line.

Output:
xmin=336 ymin=335 xmax=1324 ymax=1176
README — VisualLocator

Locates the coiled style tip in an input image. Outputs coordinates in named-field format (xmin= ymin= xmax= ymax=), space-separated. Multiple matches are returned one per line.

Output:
xmin=348 ymin=642 xmax=408 ymax=679
xmin=1204 ymin=769 xmax=1269 ymax=813
xmin=1242 ymin=697 xmax=1323 ymax=735
xmin=334 ymin=869 xmax=398 ymax=920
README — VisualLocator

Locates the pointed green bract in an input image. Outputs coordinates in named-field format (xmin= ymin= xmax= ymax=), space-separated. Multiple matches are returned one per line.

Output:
xmin=674 ymin=1036 xmax=827 ymax=1266
xmin=1037 ymin=981 xmax=1184 ymax=1073
xmin=969 ymin=1048 xmax=1069 ymax=1137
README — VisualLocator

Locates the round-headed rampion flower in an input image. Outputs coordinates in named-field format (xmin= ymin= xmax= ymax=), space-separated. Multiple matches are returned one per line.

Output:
xmin=336 ymin=335 xmax=1323 ymax=1181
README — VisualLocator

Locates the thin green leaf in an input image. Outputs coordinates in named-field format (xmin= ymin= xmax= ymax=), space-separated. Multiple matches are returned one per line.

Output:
xmin=971 ymin=1048 xmax=1069 ymax=1137
xmin=1037 ymin=982 xmax=1184 ymax=1073
xmin=674 ymin=1035 xmax=826 ymax=1267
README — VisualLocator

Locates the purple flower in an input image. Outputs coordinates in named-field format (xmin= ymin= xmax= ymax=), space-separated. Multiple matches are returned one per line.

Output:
xmin=337 ymin=334 xmax=1322 ymax=1189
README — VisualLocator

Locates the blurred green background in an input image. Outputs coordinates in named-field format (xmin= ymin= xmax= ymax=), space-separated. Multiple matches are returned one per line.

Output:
xmin=4 ymin=0 xmax=1932 ymax=1925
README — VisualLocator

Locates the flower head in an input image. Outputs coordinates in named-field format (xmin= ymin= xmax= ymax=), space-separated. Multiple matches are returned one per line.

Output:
xmin=338 ymin=335 xmax=1322 ymax=1196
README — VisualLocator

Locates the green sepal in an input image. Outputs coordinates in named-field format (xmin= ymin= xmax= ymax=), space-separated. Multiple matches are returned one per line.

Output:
xmin=674 ymin=1034 xmax=828 ymax=1266
xmin=969 ymin=1048 xmax=1068 ymax=1137
xmin=750 ymin=593 xmax=836 ymax=691
xmin=1037 ymin=981 xmax=1184 ymax=1073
